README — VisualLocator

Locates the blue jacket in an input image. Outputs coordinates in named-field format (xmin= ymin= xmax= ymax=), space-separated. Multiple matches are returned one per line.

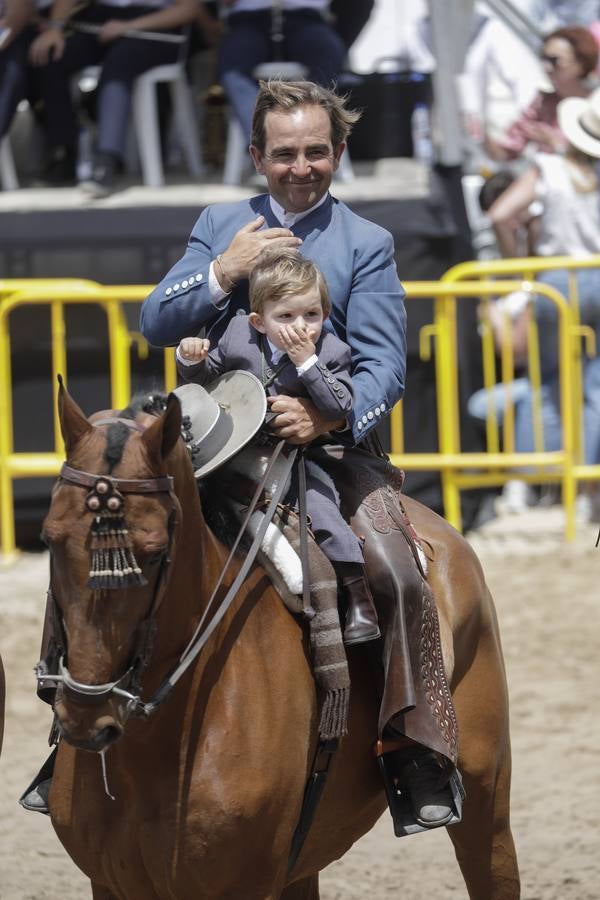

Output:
xmin=140 ymin=193 xmax=407 ymax=442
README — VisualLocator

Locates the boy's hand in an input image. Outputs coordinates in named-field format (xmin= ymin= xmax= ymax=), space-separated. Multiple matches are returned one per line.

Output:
xmin=178 ymin=337 xmax=210 ymax=363
xmin=278 ymin=322 xmax=315 ymax=365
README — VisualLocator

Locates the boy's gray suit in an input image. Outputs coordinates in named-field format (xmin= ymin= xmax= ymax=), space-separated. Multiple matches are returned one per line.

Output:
xmin=141 ymin=193 xmax=407 ymax=444
xmin=177 ymin=315 xmax=363 ymax=564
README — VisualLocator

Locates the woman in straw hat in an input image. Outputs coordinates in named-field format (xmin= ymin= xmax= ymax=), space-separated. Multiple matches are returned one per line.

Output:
xmin=487 ymin=86 xmax=600 ymax=507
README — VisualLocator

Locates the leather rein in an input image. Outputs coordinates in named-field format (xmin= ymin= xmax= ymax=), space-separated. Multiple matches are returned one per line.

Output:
xmin=38 ymin=417 xmax=299 ymax=723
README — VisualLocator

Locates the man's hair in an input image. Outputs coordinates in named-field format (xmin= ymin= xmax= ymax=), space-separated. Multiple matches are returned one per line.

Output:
xmin=249 ymin=248 xmax=331 ymax=316
xmin=545 ymin=26 xmax=599 ymax=77
xmin=251 ymin=79 xmax=361 ymax=153
xmin=478 ymin=170 xmax=515 ymax=212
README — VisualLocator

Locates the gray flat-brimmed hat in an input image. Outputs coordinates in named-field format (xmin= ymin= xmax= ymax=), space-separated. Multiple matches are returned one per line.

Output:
xmin=173 ymin=371 xmax=267 ymax=479
xmin=558 ymin=87 xmax=600 ymax=159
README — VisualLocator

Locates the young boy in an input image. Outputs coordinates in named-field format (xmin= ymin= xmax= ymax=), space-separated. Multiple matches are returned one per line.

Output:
xmin=176 ymin=247 xmax=380 ymax=645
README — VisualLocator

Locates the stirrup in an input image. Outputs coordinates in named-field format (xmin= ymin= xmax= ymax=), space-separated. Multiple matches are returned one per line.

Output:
xmin=18 ymin=746 xmax=57 ymax=815
xmin=374 ymin=740 xmax=465 ymax=838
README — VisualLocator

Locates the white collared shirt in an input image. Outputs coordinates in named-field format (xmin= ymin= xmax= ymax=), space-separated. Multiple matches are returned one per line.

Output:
xmin=207 ymin=193 xmax=330 ymax=303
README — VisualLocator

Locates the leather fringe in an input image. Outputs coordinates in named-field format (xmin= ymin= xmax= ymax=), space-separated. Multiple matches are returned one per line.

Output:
xmin=318 ymin=686 xmax=349 ymax=740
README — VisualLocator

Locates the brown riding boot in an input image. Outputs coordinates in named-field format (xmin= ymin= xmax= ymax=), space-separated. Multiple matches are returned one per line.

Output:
xmin=337 ymin=565 xmax=381 ymax=645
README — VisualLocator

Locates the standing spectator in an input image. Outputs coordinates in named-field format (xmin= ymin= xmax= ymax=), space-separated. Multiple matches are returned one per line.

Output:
xmin=0 ymin=0 xmax=50 ymax=145
xmin=487 ymin=86 xmax=600 ymax=479
xmin=28 ymin=0 xmax=198 ymax=195
xmin=458 ymin=5 xmax=545 ymax=151
xmin=218 ymin=1 xmax=347 ymax=144
xmin=487 ymin=25 xmax=599 ymax=161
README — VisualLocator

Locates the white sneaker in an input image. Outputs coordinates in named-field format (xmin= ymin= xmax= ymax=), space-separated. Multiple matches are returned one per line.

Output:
xmin=501 ymin=480 xmax=533 ymax=514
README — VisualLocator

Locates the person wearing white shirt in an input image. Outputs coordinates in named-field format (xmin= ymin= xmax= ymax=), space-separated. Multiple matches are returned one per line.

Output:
xmin=217 ymin=0 xmax=346 ymax=143
xmin=0 ymin=0 xmax=51 ymax=143
xmin=28 ymin=0 xmax=197 ymax=194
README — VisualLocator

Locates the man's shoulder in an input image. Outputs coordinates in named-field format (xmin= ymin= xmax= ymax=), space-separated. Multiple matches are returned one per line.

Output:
xmin=196 ymin=195 xmax=270 ymax=228
xmin=331 ymin=196 xmax=394 ymax=244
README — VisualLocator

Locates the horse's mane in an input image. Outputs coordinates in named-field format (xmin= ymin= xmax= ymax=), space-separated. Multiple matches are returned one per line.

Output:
xmin=100 ymin=391 xmax=170 ymax=472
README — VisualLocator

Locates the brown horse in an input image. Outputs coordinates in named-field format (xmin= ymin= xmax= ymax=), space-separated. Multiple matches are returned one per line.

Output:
xmin=42 ymin=382 xmax=519 ymax=900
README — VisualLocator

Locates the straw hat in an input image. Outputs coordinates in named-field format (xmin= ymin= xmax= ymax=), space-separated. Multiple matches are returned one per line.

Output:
xmin=558 ymin=87 xmax=600 ymax=158
xmin=173 ymin=371 xmax=267 ymax=479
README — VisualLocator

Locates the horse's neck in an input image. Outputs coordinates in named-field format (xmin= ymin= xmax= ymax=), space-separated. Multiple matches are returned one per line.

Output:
xmin=151 ymin=473 xmax=225 ymax=666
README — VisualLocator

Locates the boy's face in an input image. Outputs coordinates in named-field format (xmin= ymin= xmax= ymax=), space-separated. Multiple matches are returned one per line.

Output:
xmin=249 ymin=288 xmax=325 ymax=352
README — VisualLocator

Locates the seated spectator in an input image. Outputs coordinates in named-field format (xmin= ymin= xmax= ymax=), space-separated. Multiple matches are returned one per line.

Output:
xmin=478 ymin=169 xmax=541 ymax=258
xmin=486 ymin=86 xmax=600 ymax=512
xmin=217 ymin=1 xmax=347 ymax=144
xmin=0 ymin=0 xmax=50 ymax=146
xmin=486 ymin=26 xmax=598 ymax=161
xmin=29 ymin=0 xmax=198 ymax=196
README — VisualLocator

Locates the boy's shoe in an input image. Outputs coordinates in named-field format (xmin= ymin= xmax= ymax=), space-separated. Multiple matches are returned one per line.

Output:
xmin=79 ymin=152 xmax=119 ymax=198
xmin=339 ymin=572 xmax=381 ymax=645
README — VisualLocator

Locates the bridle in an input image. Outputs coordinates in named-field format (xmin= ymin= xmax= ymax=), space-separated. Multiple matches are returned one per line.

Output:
xmin=37 ymin=417 xmax=179 ymax=721
xmin=37 ymin=418 xmax=299 ymax=725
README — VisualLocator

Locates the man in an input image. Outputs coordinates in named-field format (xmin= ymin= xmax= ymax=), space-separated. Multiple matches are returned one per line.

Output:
xmin=141 ymin=79 xmax=406 ymax=447
xmin=141 ymin=80 xmax=457 ymax=831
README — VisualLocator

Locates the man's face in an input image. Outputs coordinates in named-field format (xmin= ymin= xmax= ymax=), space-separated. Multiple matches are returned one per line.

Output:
xmin=250 ymin=105 xmax=345 ymax=213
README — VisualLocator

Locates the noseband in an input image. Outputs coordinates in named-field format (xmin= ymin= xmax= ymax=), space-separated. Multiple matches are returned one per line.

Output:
xmin=38 ymin=417 xmax=178 ymax=718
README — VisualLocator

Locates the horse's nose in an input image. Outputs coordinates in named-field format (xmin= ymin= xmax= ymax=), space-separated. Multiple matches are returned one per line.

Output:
xmin=60 ymin=719 xmax=123 ymax=751
xmin=92 ymin=723 xmax=122 ymax=750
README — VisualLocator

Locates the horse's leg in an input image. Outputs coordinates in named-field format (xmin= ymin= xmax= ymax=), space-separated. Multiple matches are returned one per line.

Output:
xmin=280 ymin=875 xmax=319 ymax=900
xmin=446 ymin=585 xmax=520 ymax=900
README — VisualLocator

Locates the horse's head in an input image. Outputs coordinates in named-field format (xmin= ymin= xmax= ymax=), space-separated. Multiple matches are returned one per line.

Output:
xmin=42 ymin=378 xmax=189 ymax=751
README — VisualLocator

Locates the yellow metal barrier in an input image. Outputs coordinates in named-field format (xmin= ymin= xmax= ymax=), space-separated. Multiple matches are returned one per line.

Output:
xmin=443 ymin=256 xmax=600 ymax=491
xmin=0 ymin=272 xmax=583 ymax=557
xmin=393 ymin=278 xmax=577 ymax=539
xmin=0 ymin=283 xmax=157 ymax=557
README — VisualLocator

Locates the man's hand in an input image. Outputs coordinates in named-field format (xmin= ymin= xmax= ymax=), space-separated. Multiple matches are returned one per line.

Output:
xmin=217 ymin=217 xmax=302 ymax=288
xmin=178 ymin=337 xmax=210 ymax=363
xmin=29 ymin=28 xmax=65 ymax=65
xmin=267 ymin=395 xmax=344 ymax=444
xmin=278 ymin=322 xmax=315 ymax=366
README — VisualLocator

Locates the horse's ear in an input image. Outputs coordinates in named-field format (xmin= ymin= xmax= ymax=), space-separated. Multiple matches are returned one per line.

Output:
xmin=141 ymin=393 xmax=182 ymax=464
xmin=57 ymin=374 xmax=93 ymax=454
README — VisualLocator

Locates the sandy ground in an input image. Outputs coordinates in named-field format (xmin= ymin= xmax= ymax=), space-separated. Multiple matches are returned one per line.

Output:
xmin=1 ymin=504 xmax=599 ymax=900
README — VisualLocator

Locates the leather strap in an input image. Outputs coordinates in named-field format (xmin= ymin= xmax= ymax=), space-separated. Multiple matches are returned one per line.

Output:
xmin=297 ymin=451 xmax=312 ymax=617
xmin=60 ymin=463 xmax=174 ymax=495
xmin=143 ymin=440 xmax=298 ymax=714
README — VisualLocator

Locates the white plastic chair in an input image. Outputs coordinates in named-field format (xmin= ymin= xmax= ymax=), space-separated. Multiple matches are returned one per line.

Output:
xmin=132 ymin=62 xmax=203 ymax=187
xmin=0 ymin=136 xmax=19 ymax=191
xmin=74 ymin=62 xmax=203 ymax=187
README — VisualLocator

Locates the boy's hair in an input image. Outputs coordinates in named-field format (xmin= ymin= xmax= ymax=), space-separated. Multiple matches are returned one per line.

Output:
xmin=251 ymin=79 xmax=361 ymax=153
xmin=249 ymin=248 xmax=331 ymax=316
xmin=478 ymin=170 xmax=515 ymax=212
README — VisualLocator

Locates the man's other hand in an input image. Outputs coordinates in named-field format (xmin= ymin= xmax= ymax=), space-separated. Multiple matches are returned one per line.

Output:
xmin=267 ymin=395 xmax=343 ymax=444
